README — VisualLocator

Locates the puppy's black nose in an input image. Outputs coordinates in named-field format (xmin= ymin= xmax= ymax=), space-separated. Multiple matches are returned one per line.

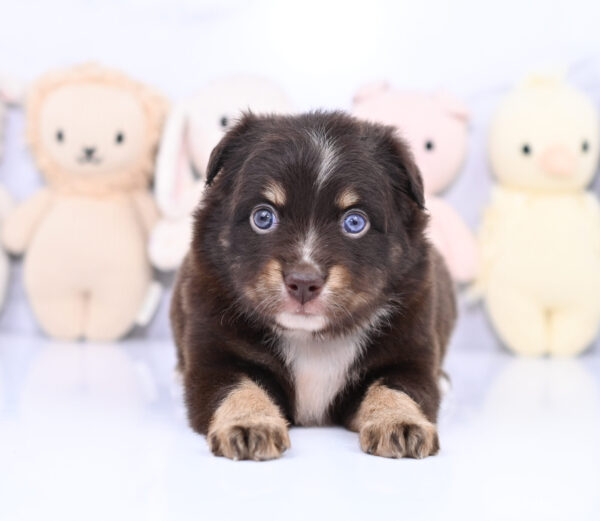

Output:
xmin=84 ymin=147 xmax=96 ymax=158
xmin=284 ymin=268 xmax=325 ymax=305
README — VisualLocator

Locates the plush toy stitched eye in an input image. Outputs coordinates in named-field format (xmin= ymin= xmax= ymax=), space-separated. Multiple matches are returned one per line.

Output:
xmin=250 ymin=205 xmax=278 ymax=233
xmin=220 ymin=116 xmax=229 ymax=129
xmin=425 ymin=140 xmax=435 ymax=151
xmin=115 ymin=132 xmax=125 ymax=144
xmin=522 ymin=144 xmax=531 ymax=155
xmin=582 ymin=140 xmax=590 ymax=153
xmin=56 ymin=129 xmax=64 ymax=143
xmin=342 ymin=211 xmax=369 ymax=237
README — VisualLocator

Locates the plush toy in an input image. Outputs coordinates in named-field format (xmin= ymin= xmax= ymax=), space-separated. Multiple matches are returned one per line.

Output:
xmin=2 ymin=64 xmax=167 ymax=341
xmin=475 ymin=75 xmax=600 ymax=356
xmin=353 ymin=82 xmax=477 ymax=283
xmin=0 ymin=77 xmax=20 ymax=310
xmin=149 ymin=75 xmax=293 ymax=271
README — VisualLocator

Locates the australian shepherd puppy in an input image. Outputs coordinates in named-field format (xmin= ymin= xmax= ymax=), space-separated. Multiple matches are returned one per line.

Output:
xmin=171 ymin=111 xmax=456 ymax=460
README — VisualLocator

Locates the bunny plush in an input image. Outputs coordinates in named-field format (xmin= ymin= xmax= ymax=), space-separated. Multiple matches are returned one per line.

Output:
xmin=149 ymin=75 xmax=293 ymax=271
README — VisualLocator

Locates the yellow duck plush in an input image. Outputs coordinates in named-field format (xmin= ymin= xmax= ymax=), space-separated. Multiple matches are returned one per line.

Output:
xmin=476 ymin=75 xmax=600 ymax=356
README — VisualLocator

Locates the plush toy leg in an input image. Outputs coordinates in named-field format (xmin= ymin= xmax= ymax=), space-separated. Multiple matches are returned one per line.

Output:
xmin=549 ymin=305 xmax=600 ymax=356
xmin=29 ymin=292 xmax=86 ymax=340
xmin=486 ymin=280 xmax=548 ymax=356
xmin=84 ymin=269 xmax=151 ymax=341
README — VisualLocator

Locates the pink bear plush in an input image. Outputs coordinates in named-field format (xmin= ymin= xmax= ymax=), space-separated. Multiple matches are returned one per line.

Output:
xmin=353 ymin=82 xmax=477 ymax=283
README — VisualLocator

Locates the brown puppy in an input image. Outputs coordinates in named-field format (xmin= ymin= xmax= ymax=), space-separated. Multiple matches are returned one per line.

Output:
xmin=171 ymin=111 xmax=456 ymax=461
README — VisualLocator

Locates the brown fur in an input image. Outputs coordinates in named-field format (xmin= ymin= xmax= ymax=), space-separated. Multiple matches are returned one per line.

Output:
xmin=171 ymin=111 xmax=456 ymax=460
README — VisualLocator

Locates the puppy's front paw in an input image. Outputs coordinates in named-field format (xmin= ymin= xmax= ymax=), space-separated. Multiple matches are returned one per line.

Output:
xmin=359 ymin=419 xmax=439 ymax=459
xmin=207 ymin=416 xmax=290 ymax=461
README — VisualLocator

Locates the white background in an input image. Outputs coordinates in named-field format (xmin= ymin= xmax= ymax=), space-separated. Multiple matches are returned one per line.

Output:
xmin=1 ymin=3 xmax=600 ymax=520
xmin=3 ymin=0 xmax=600 ymax=341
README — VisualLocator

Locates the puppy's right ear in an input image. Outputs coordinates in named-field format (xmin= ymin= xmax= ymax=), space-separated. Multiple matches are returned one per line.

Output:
xmin=381 ymin=128 xmax=425 ymax=210
xmin=205 ymin=112 xmax=257 ymax=186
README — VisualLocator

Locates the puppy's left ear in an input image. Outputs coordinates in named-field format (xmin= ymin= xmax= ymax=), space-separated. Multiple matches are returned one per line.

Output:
xmin=205 ymin=112 xmax=257 ymax=186
xmin=383 ymin=131 xmax=425 ymax=209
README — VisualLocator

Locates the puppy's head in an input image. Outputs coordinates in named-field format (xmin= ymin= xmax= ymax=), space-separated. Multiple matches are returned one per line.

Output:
xmin=195 ymin=111 xmax=428 ymax=336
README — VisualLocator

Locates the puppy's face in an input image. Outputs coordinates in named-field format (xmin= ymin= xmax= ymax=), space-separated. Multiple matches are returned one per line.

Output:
xmin=198 ymin=112 xmax=427 ymax=336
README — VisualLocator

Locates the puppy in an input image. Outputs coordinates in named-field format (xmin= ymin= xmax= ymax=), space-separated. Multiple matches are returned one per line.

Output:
xmin=171 ymin=111 xmax=456 ymax=460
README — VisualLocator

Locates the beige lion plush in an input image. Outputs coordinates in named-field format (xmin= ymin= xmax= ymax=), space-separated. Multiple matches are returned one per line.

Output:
xmin=2 ymin=64 xmax=167 ymax=341
xmin=476 ymin=75 xmax=600 ymax=356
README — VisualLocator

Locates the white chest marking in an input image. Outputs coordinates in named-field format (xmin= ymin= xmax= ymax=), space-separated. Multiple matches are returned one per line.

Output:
xmin=280 ymin=332 xmax=365 ymax=426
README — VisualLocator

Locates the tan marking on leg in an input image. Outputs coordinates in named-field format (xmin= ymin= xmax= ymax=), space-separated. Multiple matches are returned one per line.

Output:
xmin=263 ymin=181 xmax=286 ymax=207
xmin=207 ymin=378 xmax=290 ymax=461
xmin=351 ymin=381 xmax=439 ymax=459
xmin=336 ymin=188 xmax=360 ymax=209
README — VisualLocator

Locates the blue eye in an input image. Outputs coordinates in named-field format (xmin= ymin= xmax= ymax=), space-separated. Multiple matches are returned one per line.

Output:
xmin=251 ymin=206 xmax=278 ymax=233
xmin=342 ymin=211 xmax=369 ymax=236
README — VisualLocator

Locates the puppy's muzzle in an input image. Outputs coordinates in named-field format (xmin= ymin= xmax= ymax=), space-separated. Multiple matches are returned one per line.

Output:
xmin=284 ymin=265 xmax=325 ymax=305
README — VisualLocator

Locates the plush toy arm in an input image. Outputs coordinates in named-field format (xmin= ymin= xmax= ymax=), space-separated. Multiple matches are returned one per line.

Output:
xmin=470 ymin=191 xmax=509 ymax=298
xmin=2 ymin=189 xmax=52 ymax=255
xmin=433 ymin=202 xmax=478 ymax=284
xmin=131 ymin=190 xmax=160 ymax=237
xmin=148 ymin=215 xmax=193 ymax=271
xmin=582 ymin=192 xmax=600 ymax=253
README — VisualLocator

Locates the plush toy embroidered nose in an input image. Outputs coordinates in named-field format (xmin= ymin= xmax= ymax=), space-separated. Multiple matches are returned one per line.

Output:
xmin=284 ymin=269 xmax=325 ymax=304
xmin=83 ymin=146 xmax=97 ymax=160
xmin=540 ymin=145 xmax=577 ymax=177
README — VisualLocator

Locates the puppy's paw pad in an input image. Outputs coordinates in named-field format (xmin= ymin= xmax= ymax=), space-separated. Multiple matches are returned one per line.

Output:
xmin=359 ymin=420 xmax=439 ymax=459
xmin=208 ymin=417 xmax=290 ymax=461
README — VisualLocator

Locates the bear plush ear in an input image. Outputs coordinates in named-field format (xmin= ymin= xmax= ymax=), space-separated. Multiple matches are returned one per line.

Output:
xmin=382 ymin=129 xmax=425 ymax=210
xmin=353 ymin=80 xmax=390 ymax=105
xmin=433 ymin=90 xmax=470 ymax=122
xmin=205 ymin=112 xmax=258 ymax=186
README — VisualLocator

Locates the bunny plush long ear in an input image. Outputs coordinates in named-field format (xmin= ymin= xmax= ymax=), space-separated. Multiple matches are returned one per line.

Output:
xmin=154 ymin=101 xmax=201 ymax=219
xmin=0 ymin=76 xmax=23 ymax=106
xmin=433 ymin=91 xmax=470 ymax=122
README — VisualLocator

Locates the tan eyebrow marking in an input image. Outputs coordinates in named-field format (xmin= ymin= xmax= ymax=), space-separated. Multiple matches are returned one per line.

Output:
xmin=262 ymin=181 xmax=287 ymax=207
xmin=336 ymin=188 xmax=360 ymax=209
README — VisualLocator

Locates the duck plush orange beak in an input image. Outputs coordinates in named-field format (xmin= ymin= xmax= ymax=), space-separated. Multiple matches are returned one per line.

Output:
xmin=540 ymin=144 xmax=577 ymax=178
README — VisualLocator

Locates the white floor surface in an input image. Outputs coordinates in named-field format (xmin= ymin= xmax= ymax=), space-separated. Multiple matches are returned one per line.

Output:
xmin=1 ymin=334 xmax=599 ymax=521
